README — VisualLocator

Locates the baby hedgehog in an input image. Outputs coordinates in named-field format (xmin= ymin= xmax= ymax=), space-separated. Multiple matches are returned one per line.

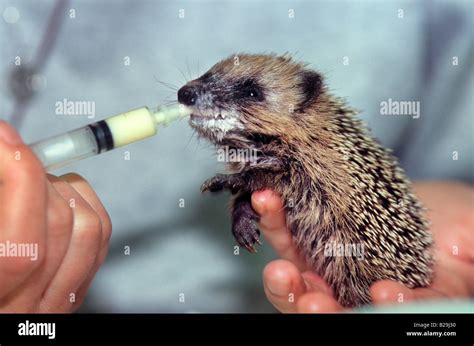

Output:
xmin=178 ymin=53 xmax=433 ymax=307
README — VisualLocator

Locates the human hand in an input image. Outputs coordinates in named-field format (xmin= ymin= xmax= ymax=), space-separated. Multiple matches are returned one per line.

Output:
xmin=0 ymin=121 xmax=112 ymax=312
xmin=252 ymin=182 xmax=474 ymax=313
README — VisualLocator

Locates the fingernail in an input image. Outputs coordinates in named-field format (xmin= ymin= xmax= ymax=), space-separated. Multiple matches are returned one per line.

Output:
xmin=0 ymin=120 xmax=22 ymax=145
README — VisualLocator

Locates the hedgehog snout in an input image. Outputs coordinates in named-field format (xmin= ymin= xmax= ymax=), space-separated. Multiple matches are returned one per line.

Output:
xmin=178 ymin=84 xmax=198 ymax=106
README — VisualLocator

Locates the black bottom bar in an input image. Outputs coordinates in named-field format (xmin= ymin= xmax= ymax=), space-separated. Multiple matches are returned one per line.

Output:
xmin=0 ymin=313 xmax=472 ymax=345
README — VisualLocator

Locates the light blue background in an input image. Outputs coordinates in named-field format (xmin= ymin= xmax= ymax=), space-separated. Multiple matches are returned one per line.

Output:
xmin=1 ymin=0 xmax=472 ymax=312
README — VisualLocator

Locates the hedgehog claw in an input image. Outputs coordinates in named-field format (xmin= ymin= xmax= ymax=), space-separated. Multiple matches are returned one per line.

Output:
xmin=243 ymin=243 xmax=252 ymax=252
xmin=243 ymin=241 xmax=258 ymax=253
xmin=232 ymin=211 xmax=261 ymax=253
xmin=233 ymin=222 xmax=261 ymax=254
xmin=202 ymin=174 xmax=246 ymax=193
xmin=201 ymin=174 xmax=227 ymax=193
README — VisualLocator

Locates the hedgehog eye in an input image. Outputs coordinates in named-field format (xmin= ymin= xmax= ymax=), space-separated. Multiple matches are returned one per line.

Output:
xmin=248 ymin=88 xmax=260 ymax=98
xmin=236 ymin=79 xmax=265 ymax=102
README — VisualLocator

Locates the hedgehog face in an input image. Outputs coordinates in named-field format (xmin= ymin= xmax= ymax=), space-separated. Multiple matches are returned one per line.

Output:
xmin=178 ymin=54 xmax=323 ymax=143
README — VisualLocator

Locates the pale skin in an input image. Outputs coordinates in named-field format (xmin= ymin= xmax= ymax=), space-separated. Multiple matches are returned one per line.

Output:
xmin=253 ymin=183 xmax=474 ymax=312
xmin=0 ymin=121 xmax=112 ymax=312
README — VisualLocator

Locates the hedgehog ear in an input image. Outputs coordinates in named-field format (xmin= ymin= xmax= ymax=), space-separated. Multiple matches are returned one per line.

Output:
xmin=298 ymin=71 xmax=322 ymax=111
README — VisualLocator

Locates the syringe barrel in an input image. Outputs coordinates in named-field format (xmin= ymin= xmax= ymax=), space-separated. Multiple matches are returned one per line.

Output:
xmin=29 ymin=105 xmax=191 ymax=171
xmin=31 ymin=126 xmax=100 ymax=171
xmin=30 ymin=107 xmax=160 ymax=171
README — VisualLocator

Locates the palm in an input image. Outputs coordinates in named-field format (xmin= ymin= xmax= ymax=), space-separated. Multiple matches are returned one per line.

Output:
xmin=253 ymin=182 xmax=474 ymax=313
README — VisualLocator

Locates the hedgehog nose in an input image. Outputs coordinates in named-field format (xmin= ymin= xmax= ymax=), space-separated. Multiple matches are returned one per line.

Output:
xmin=178 ymin=85 xmax=198 ymax=106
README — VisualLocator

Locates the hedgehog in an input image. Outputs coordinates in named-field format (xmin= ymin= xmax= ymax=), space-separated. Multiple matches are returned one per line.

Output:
xmin=178 ymin=53 xmax=433 ymax=307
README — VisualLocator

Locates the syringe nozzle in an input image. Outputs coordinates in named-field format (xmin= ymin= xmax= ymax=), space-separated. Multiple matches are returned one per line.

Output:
xmin=153 ymin=104 xmax=193 ymax=126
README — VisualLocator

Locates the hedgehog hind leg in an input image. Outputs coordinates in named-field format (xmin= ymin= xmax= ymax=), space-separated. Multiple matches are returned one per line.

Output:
xmin=231 ymin=192 xmax=262 ymax=253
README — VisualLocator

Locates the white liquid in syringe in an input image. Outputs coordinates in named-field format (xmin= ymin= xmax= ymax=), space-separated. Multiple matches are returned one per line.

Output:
xmin=30 ymin=105 xmax=192 ymax=171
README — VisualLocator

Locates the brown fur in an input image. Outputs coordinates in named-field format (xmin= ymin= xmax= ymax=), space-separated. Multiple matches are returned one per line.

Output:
xmin=180 ymin=53 xmax=433 ymax=307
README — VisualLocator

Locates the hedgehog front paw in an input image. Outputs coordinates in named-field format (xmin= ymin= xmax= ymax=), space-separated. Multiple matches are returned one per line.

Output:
xmin=201 ymin=174 xmax=228 ymax=193
xmin=201 ymin=174 xmax=244 ymax=194
xmin=232 ymin=194 xmax=261 ymax=253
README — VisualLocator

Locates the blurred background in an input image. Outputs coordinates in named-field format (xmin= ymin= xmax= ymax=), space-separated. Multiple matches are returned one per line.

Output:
xmin=0 ymin=0 xmax=472 ymax=312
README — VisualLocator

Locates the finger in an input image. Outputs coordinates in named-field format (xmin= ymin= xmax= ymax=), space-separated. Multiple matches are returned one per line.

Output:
xmin=436 ymin=223 xmax=474 ymax=263
xmin=39 ymin=176 xmax=75 ymax=283
xmin=59 ymin=173 xmax=112 ymax=264
xmin=252 ymin=190 xmax=307 ymax=270
xmin=433 ymin=254 xmax=474 ymax=297
xmin=0 ymin=120 xmax=23 ymax=145
xmin=40 ymin=178 xmax=102 ymax=312
xmin=371 ymin=280 xmax=416 ymax=305
xmin=296 ymin=292 xmax=343 ymax=313
xmin=263 ymin=260 xmax=307 ymax=313
xmin=458 ymin=228 xmax=474 ymax=263
xmin=449 ymin=259 xmax=474 ymax=295
xmin=296 ymin=272 xmax=341 ymax=313
xmin=370 ymin=279 xmax=447 ymax=305
xmin=301 ymin=271 xmax=334 ymax=296
xmin=0 ymin=180 xmax=76 ymax=311
xmin=57 ymin=174 xmax=112 ymax=308
xmin=0 ymin=122 xmax=47 ymax=244
xmin=0 ymin=122 xmax=47 ymax=296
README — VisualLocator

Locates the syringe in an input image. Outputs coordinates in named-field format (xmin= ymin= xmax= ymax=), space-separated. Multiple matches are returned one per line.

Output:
xmin=30 ymin=105 xmax=192 ymax=171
